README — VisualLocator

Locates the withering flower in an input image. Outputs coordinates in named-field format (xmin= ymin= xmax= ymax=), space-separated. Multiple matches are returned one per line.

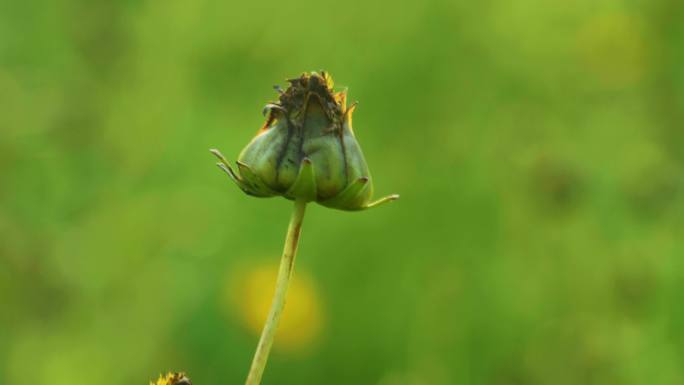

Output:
xmin=150 ymin=372 xmax=192 ymax=385
xmin=211 ymin=71 xmax=398 ymax=210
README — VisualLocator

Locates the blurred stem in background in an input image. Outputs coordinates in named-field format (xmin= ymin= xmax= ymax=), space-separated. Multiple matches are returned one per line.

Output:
xmin=244 ymin=200 xmax=307 ymax=385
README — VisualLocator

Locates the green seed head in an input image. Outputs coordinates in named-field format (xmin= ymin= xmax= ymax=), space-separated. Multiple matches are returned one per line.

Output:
xmin=211 ymin=71 xmax=398 ymax=211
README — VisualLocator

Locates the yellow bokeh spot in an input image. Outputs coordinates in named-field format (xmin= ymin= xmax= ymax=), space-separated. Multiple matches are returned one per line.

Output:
xmin=225 ymin=262 xmax=324 ymax=351
xmin=575 ymin=12 xmax=649 ymax=87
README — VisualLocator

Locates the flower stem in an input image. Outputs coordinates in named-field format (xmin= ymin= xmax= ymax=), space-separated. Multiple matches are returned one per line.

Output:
xmin=244 ymin=199 xmax=307 ymax=385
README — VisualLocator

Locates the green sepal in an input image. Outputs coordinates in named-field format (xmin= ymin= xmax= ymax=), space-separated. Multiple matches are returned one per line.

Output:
xmin=320 ymin=177 xmax=400 ymax=211
xmin=285 ymin=158 xmax=317 ymax=202
xmin=236 ymin=161 xmax=278 ymax=196
xmin=319 ymin=176 xmax=370 ymax=210
xmin=210 ymin=149 xmax=269 ymax=197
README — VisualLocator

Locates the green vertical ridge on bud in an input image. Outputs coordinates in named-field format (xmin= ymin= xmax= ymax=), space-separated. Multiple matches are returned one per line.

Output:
xmin=211 ymin=71 xmax=398 ymax=211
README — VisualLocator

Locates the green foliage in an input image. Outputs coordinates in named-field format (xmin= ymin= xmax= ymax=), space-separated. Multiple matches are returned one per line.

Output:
xmin=1 ymin=0 xmax=683 ymax=384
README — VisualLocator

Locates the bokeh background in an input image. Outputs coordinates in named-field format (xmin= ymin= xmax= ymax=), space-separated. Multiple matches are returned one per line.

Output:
xmin=2 ymin=0 xmax=683 ymax=384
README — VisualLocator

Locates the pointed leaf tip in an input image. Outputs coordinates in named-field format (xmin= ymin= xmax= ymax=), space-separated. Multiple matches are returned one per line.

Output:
xmin=363 ymin=194 xmax=400 ymax=210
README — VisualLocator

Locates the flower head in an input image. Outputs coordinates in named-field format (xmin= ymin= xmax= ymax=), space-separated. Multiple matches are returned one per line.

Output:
xmin=150 ymin=372 xmax=192 ymax=385
xmin=211 ymin=71 xmax=398 ymax=210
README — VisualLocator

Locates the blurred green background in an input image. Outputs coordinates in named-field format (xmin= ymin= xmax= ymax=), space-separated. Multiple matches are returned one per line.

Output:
xmin=2 ymin=0 xmax=684 ymax=384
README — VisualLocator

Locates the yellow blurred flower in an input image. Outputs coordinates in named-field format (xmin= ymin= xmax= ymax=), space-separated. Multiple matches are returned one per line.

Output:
xmin=225 ymin=262 xmax=324 ymax=351
xmin=575 ymin=12 xmax=649 ymax=87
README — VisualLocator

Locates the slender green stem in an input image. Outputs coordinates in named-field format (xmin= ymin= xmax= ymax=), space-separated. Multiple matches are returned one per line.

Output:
xmin=244 ymin=199 xmax=307 ymax=385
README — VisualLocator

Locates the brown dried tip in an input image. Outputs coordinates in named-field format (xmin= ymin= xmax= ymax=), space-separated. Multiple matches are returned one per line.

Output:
xmin=276 ymin=71 xmax=343 ymax=124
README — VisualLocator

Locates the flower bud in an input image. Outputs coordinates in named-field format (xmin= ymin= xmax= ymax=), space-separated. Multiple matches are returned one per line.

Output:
xmin=211 ymin=71 xmax=398 ymax=211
